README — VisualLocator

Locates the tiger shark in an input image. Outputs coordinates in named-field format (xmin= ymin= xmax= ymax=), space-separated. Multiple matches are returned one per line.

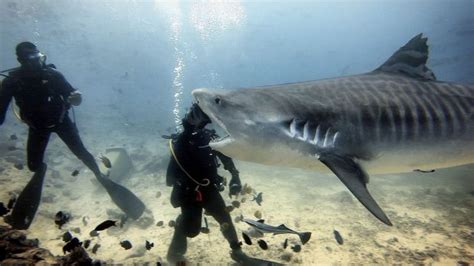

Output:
xmin=192 ymin=34 xmax=474 ymax=225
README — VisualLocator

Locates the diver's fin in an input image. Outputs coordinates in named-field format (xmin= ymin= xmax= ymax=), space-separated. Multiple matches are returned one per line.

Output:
xmin=231 ymin=250 xmax=284 ymax=266
xmin=5 ymin=163 xmax=47 ymax=229
xmin=375 ymin=33 xmax=436 ymax=81
xmin=319 ymin=153 xmax=392 ymax=226
xmin=96 ymin=175 xmax=145 ymax=220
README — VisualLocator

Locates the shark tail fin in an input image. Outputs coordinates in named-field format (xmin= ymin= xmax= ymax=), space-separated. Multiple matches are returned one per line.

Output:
xmin=375 ymin=33 xmax=436 ymax=81
xmin=298 ymin=232 xmax=312 ymax=245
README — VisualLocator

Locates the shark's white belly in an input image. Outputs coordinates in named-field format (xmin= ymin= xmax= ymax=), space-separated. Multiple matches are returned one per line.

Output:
xmin=225 ymin=138 xmax=474 ymax=175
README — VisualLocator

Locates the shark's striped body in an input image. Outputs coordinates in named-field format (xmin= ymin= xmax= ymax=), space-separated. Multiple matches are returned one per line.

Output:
xmin=192 ymin=34 xmax=474 ymax=225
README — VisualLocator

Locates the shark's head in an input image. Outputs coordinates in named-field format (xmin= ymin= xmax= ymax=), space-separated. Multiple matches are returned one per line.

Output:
xmin=192 ymin=88 xmax=287 ymax=161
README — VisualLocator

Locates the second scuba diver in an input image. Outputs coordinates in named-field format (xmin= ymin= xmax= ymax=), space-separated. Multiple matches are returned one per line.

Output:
xmin=0 ymin=42 xmax=146 ymax=229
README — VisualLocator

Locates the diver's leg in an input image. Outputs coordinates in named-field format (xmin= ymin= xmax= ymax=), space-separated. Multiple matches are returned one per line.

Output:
xmin=167 ymin=203 xmax=203 ymax=262
xmin=5 ymin=128 xmax=50 ymax=229
xmin=55 ymin=116 xmax=145 ymax=219
xmin=204 ymin=189 xmax=240 ymax=247
xmin=54 ymin=116 xmax=101 ymax=177
xmin=204 ymin=189 xmax=254 ymax=263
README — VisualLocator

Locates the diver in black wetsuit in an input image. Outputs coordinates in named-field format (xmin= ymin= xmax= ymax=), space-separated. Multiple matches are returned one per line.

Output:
xmin=166 ymin=103 xmax=251 ymax=263
xmin=0 ymin=42 xmax=145 ymax=229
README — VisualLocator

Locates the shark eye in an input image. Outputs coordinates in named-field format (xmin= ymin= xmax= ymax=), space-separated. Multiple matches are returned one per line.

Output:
xmin=215 ymin=97 xmax=221 ymax=105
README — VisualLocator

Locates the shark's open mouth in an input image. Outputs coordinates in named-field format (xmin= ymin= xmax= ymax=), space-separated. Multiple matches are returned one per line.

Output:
xmin=193 ymin=101 xmax=234 ymax=148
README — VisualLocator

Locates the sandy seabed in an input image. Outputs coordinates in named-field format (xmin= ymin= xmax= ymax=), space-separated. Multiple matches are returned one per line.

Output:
xmin=0 ymin=120 xmax=473 ymax=265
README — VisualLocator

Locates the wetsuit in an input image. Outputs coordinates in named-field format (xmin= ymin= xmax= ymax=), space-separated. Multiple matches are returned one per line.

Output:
xmin=0 ymin=66 xmax=101 ymax=176
xmin=166 ymin=123 xmax=242 ymax=260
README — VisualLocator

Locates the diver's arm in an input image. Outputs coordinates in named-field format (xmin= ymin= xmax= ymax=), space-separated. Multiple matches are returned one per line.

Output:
xmin=216 ymin=151 xmax=242 ymax=196
xmin=52 ymin=69 xmax=82 ymax=106
xmin=0 ymin=78 xmax=14 ymax=126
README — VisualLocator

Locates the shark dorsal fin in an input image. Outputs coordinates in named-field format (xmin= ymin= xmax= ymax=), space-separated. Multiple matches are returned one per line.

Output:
xmin=375 ymin=33 xmax=436 ymax=81
xmin=277 ymin=224 xmax=289 ymax=230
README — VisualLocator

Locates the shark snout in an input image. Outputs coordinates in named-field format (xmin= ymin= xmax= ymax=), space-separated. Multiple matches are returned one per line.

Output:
xmin=191 ymin=88 xmax=213 ymax=106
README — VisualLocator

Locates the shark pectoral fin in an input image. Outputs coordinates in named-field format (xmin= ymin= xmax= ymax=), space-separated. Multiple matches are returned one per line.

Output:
xmin=319 ymin=153 xmax=393 ymax=226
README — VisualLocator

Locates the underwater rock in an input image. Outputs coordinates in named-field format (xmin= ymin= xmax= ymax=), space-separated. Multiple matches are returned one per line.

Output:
xmin=0 ymin=225 xmax=88 ymax=264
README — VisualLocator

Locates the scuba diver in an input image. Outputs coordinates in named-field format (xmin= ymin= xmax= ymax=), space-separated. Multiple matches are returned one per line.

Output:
xmin=0 ymin=42 xmax=145 ymax=229
xmin=166 ymin=103 xmax=252 ymax=264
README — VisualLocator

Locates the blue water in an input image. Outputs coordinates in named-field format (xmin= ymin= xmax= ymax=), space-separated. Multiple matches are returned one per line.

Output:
xmin=0 ymin=0 xmax=473 ymax=264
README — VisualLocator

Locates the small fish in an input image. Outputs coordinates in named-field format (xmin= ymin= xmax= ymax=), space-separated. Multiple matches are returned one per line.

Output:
xmin=55 ymin=211 xmax=71 ymax=229
xmin=413 ymin=169 xmax=435 ymax=173
xmin=257 ymin=239 xmax=268 ymax=250
xmin=62 ymin=231 xmax=73 ymax=242
xmin=243 ymin=218 xmax=312 ymax=245
xmin=145 ymin=240 xmax=154 ymax=250
xmin=71 ymin=170 xmax=79 ymax=176
xmin=92 ymin=243 xmax=100 ymax=254
xmin=99 ymin=155 xmax=112 ymax=168
xmin=225 ymin=205 xmax=235 ymax=213
xmin=168 ymin=220 xmax=176 ymax=227
xmin=63 ymin=238 xmax=81 ymax=254
xmin=9 ymin=134 xmax=18 ymax=140
xmin=231 ymin=200 xmax=241 ymax=208
xmin=234 ymin=214 xmax=244 ymax=223
xmin=252 ymin=192 xmax=263 ymax=206
xmin=7 ymin=195 xmax=16 ymax=209
xmin=334 ymin=230 xmax=344 ymax=245
xmin=89 ymin=230 xmax=99 ymax=237
xmin=84 ymin=239 xmax=91 ymax=249
xmin=94 ymin=220 xmax=117 ymax=231
xmin=13 ymin=163 xmax=24 ymax=170
xmin=242 ymin=232 xmax=252 ymax=245
xmin=82 ymin=216 xmax=89 ymax=226
xmin=283 ymin=238 xmax=288 ymax=249
xmin=120 ymin=240 xmax=132 ymax=250
xmin=156 ymin=221 xmax=164 ymax=226
xmin=291 ymin=244 xmax=301 ymax=253
xmin=0 ymin=203 xmax=9 ymax=216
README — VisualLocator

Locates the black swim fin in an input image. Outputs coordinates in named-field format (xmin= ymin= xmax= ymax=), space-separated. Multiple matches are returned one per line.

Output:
xmin=5 ymin=163 xmax=47 ymax=229
xmin=319 ymin=152 xmax=392 ymax=226
xmin=96 ymin=174 xmax=145 ymax=220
